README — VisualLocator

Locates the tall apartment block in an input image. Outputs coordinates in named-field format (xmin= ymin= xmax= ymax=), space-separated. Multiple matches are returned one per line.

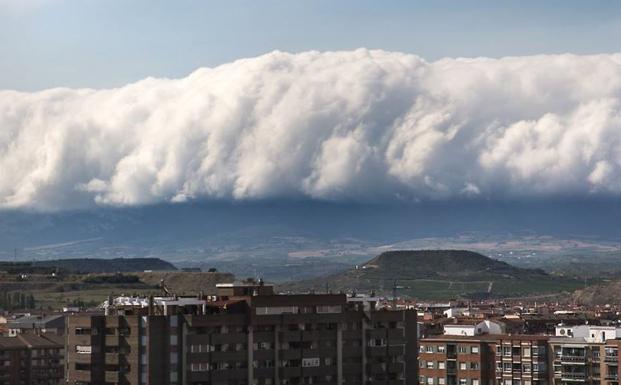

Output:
xmin=66 ymin=281 xmax=418 ymax=385
xmin=419 ymin=335 xmax=551 ymax=385
xmin=492 ymin=336 xmax=550 ymax=385
xmin=418 ymin=336 xmax=496 ymax=385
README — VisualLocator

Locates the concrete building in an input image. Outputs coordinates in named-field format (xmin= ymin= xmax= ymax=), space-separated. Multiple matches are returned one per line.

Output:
xmin=492 ymin=335 xmax=550 ymax=385
xmin=65 ymin=281 xmax=418 ymax=385
xmin=419 ymin=335 xmax=551 ymax=385
xmin=419 ymin=332 xmax=621 ymax=385
xmin=0 ymin=332 xmax=64 ymax=385
xmin=419 ymin=335 xmax=495 ymax=385
xmin=549 ymin=337 xmax=621 ymax=385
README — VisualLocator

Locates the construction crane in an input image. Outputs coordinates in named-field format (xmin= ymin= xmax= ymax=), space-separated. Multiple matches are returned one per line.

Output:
xmin=159 ymin=279 xmax=173 ymax=296
xmin=391 ymin=280 xmax=410 ymax=310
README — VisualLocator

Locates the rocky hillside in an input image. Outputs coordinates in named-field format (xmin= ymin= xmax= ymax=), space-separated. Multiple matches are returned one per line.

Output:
xmin=571 ymin=280 xmax=621 ymax=305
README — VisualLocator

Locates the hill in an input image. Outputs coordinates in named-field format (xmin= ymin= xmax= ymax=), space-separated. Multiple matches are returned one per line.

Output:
xmin=282 ymin=250 xmax=581 ymax=300
xmin=136 ymin=271 xmax=235 ymax=295
xmin=571 ymin=280 xmax=621 ymax=305
xmin=31 ymin=257 xmax=176 ymax=273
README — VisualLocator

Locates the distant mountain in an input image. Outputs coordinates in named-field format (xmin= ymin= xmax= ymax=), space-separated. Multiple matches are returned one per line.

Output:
xmin=32 ymin=257 xmax=176 ymax=273
xmin=2 ymin=199 xmax=621 ymax=264
xmin=282 ymin=250 xmax=581 ymax=300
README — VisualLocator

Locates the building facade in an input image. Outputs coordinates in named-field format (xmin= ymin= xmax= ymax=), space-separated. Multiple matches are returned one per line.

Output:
xmin=66 ymin=282 xmax=418 ymax=385
xmin=0 ymin=332 xmax=64 ymax=385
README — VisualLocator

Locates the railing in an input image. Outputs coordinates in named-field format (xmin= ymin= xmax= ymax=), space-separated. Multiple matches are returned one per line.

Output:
xmin=560 ymin=356 xmax=586 ymax=362
xmin=561 ymin=373 xmax=586 ymax=380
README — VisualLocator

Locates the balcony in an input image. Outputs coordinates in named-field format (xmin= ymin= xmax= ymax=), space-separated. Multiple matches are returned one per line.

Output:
xmin=560 ymin=356 xmax=586 ymax=364
xmin=561 ymin=373 xmax=587 ymax=381
xmin=606 ymin=374 xmax=619 ymax=381
xmin=606 ymin=356 xmax=619 ymax=364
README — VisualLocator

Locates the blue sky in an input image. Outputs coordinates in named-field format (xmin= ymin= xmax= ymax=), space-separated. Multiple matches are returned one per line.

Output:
xmin=1 ymin=0 xmax=621 ymax=91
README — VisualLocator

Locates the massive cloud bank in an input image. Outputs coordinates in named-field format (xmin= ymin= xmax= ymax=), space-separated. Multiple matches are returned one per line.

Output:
xmin=2 ymin=49 xmax=621 ymax=210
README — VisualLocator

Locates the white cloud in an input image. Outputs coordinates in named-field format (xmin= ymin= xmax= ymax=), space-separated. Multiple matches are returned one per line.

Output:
xmin=2 ymin=49 xmax=621 ymax=211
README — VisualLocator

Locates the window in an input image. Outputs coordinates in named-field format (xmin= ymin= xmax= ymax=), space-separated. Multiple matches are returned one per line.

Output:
xmin=523 ymin=347 xmax=531 ymax=357
xmin=459 ymin=379 xmax=468 ymax=385
xmin=427 ymin=362 xmax=435 ymax=369
xmin=458 ymin=346 xmax=467 ymax=353
xmin=427 ymin=346 xmax=434 ymax=353
xmin=438 ymin=361 xmax=446 ymax=369
xmin=438 ymin=345 xmax=446 ymax=353
xmin=439 ymin=379 xmax=446 ymax=385
xmin=256 ymin=306 xmax=298 ymax=315
xmin=470 ymin=362 xmax=480 ymax=370
xmin=460 ymin=362 xmax=467 ymax=370
xmin=427 ymin=378 xmax=434 ymax=385
xmin=420 ymin=345 xmax=426 ymax=353
xmin=316 ymin=305 xmax=341 ymax=314
xmin=471 ymin=346 xmax=480 ymax=354
xmin=472 ymin=380 xmax=480 ymax=385
xmin=76 ymin=346 xmax=91 ymax=354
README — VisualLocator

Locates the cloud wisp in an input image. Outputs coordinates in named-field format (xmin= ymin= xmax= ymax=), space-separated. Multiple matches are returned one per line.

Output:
xmin=2 ymin=49 xmax=621 ymax=210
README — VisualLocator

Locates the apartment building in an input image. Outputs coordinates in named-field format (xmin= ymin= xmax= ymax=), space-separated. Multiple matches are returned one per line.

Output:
xmin=419 ymin=336 xmax=495 ymax=385
xmin=492 ymin=336 xmax=549 ymax=385
xmin=549 ymin=337 xmax=621 ymax=385
xmin=66 ymin=281 xmax=418 ymax=385
xmin=0 ymin=332 xmax=64 ymax=385
xmin=419 ymin=335 xmax=551 ymax=385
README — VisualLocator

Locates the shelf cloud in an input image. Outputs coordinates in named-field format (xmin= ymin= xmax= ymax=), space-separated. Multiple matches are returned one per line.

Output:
xmin=2 ymin=49 xmax=621 ymax=210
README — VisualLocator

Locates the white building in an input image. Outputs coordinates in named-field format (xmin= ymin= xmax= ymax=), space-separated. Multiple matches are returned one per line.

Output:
xmin=443 ymin=320 xmax=504 ymax=336
xmin=555 ymin=324 xmax=621 ymax=342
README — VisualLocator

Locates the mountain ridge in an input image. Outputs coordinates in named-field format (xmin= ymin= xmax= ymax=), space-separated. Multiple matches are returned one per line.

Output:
xmin=281 ymin=249 xmax=580 ymax=300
